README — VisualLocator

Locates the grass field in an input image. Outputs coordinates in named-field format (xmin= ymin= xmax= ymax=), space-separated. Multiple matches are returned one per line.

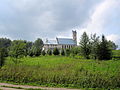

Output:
xmin=0 ymin=52 xmax=120 ymax=89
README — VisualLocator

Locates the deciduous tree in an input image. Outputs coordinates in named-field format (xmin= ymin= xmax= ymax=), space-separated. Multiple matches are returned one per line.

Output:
xmin=9 ymin=40 xmax=27 ymax=64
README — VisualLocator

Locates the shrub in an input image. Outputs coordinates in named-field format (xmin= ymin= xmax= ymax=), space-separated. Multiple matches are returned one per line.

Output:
xmin=41 ymin=50 xmax=46 ymax=56
xmin=47 ymin=49 xmax=52 ymax=55
xmin=53 ymin=48 xmax=59 ymax=55
xmin=61 ymin=49 xmax=65 ymax=56
xmin=65 ymin=49 xmax=71 ymax=56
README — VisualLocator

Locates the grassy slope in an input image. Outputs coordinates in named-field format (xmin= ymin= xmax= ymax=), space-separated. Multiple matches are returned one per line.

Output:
xmin=0 ymin=55 xmax=120 ymax=89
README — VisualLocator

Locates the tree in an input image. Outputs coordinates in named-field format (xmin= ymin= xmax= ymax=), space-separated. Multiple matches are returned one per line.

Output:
xmin=90 ymin=34 xmax=100 ymax=59
xmin=0 ymin=38 xmax=11 ymax=57
xmin=34 ymin=38 xmax=43 ymax=56
xmin=9 ymin=40 xmax=27 ymax=64
xmin=108 ymin=40 xmax=118 ymax=50
xmin=42 ymin=50 xmax=46 ymax=56
xmin=53 ymin=48 xmax=59 ymax=55
xmin=79 ymin=32 xmax=91 ymax=59
xmin=65 ymin=49 xmax=71 ymax=56
xmin=96 ymin=35 xmax=112 ymax=60
xmin=47 ymin=49 xmax=52 ymax=55
xmin=71 ymin=47 xmax=81 ymax=56
xmin=61 ymin=49 xmax=65 ymax=56
xmin=26 ymin=41 xmax=33 ymax=56
xmin=0 ymin=48 xmax=5 ymax=67
xmin=27 ymin=47 xmax=34 ymax=57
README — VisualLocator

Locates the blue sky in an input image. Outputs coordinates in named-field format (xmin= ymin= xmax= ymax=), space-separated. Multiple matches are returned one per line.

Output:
xmin=0 ymin=0 xmax=120 ymax=47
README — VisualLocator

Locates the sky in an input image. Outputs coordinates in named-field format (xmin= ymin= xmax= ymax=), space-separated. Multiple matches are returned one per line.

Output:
xmin=0 ymin=0 xmax=120 ymax=47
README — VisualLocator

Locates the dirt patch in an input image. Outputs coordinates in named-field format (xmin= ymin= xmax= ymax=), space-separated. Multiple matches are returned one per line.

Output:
xmin=0 ymin=83 xmax=80 ymax=90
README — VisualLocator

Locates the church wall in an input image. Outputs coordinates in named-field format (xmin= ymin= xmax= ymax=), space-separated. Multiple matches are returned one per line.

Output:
xmin=43 ymin=44 xmax=77 ymax=52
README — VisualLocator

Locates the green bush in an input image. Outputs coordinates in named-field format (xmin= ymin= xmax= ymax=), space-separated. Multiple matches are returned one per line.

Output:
xmin=41 ymin=50 xmax=46 ymax=56
xmin=53 ymin=48 xmax=59 ymax=55
xmin=47 ymin=49 xmax=52 ymax=55
xmin=65 ymin=49 xmax=71 ymax=56
xmin=61 ymin=49 xmax=65 ymax=56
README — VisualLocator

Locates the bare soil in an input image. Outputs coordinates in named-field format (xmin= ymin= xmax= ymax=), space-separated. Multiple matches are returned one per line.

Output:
xmin=0 ymin=83 xmax=81 ymax=90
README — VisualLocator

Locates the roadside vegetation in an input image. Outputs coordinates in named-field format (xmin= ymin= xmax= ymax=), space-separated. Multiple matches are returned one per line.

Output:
xmin=0 ymin=32 xmax=120 ymax=89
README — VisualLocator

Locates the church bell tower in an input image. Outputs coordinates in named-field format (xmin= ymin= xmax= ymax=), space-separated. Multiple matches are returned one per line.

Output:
xmin=72 ymin=30 xmax=77 ymax=44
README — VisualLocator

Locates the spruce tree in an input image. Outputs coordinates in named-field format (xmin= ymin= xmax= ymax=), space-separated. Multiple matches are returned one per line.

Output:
xmin=61 ymin=49 xmax=65 ymax=56
xmin=96 ymin=35 xmax=112 ymax=60
xmin=90 ymin=34 xmax=100 ymax=59
xmin=79 ymin=32 xmax=91 ymax=59
xmin=53 ymin=48 xmax=59 ymax=55
xmin=47 ymin=49 xmax=52 ymax=55
xmin=42 ymin=50 xmax=46 ymax=56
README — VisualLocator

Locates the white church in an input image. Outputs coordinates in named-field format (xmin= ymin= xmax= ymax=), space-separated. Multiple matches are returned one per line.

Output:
xmin=43 ymin=31 xmax=77 ymax=51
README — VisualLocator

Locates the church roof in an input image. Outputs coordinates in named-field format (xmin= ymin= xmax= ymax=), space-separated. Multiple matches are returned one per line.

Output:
xmin=57 ymin=38 xmax=76 ymax=45
xmin=44 ymin=40 xmax=57 ymax=44
xmin=44 ymin=38 xmax=76 ymax=45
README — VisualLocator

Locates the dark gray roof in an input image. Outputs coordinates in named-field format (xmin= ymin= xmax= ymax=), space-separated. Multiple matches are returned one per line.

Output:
xmin=57 ymin=38 xmax=76 ymax=45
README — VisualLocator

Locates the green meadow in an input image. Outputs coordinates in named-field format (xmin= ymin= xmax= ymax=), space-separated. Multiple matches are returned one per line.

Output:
xmin=0 ymin=53 xmax=120 ymax=89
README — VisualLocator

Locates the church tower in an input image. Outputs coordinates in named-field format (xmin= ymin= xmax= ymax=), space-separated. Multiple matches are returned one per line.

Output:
xmin=72 ymin=30 xmax=77 ymax=44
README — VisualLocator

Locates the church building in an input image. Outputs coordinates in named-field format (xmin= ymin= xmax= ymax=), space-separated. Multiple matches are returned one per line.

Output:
xmin=43 ymin=31 xmax=77 ymax=51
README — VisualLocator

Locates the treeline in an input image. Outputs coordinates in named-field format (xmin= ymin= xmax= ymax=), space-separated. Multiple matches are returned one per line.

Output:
xmin=0 ymin=38 xmax=44 ymax=65
xmin=79 ymin=32 xmax=118 ymax=60
xmin=0 ymin=32 xmax=118 ymax=66
xmin=44 ymin=32 xmax=118 ymax=60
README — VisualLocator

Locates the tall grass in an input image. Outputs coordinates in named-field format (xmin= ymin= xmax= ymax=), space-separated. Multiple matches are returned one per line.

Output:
xmin=0 ymin=56 xmax=120 ymax=89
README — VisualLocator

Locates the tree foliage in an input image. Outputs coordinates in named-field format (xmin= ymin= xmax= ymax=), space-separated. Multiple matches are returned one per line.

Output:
xmin=0 ymin=48 xmax=5 ymax=67
xmin=108 ymin=40 xmax=118 ymax=50
xmin=47 ymin=49 xmax=52 ymax=55
xmin=61 ymin=49 xmax=65 ymax=56
xmin=34 ymin=38 xmax=43 ymax=56
xmin=53 ymin=48 xmax=59 ymax=55
xmin=79 ymin=32 xmax=91 ymax=59
xmin=0 ymin=38 xmax=11 ymax=57
xmin=9 ymin=40 xmax=27 ymax=63
xmin=90 ymin=34 xmax=100 ymax=59
xmin=42 ymin=50 xmax=46 ymax=56
xmin=65 ymin=49 xmax=71 ymax=56
xmin=71 ymin=47 xmax=81 ymax=56
xmin=96 ymin=35 xmax=112 ymax=60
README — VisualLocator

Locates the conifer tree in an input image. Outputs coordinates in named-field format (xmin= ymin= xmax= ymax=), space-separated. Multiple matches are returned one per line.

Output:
xmin=47 ymin=49 xmax=52 ymax=55
xmin=79 ymin=32 xmax=91 ymax=59
xmin=61 ymin=49 xmax=65 ymax=56
xmin=90 ymin=34 xmax=100 ymax=59
xmin=42 ymin=50 xmax=46 ymax=56
xmin=96 ymin=35 xmax=112 ymax=60
xmin=53 ymin=48 xmax=59 ymax=55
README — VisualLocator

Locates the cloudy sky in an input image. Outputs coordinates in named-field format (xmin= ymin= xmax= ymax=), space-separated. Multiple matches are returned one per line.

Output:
xmin=0 ymin=0 xmax=120 ymax=47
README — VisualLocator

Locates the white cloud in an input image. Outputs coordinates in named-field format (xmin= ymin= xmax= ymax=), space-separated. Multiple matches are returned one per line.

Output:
xmin=107 ymin=34 xmax=120 ymax=42
xmin=107 ymin=34 xmax=120 ymax=48
xmin=0 ymin=0 xmax=119 ymax=48
xmin=77 ymin=0 xmax=120 ymax=46
xmin=78 ymin=0 xmax=119 ymax=34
